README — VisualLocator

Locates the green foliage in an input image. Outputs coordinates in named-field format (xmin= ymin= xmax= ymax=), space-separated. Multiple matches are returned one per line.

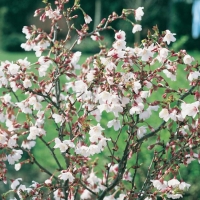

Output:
xmin=2 ymin=0 xmax=198 ymax=52
xmin=172 ymin=35 xmax=189 ymax=52
xmin=1 ymin=33 xmax=26 ymax=52
xmin=0 ymin=0 xmax=170 ymax=52
xmin=170 ymin=2 xmax=200 ymax=51
xmin=0 ymin=0 xmax=39 ymax=51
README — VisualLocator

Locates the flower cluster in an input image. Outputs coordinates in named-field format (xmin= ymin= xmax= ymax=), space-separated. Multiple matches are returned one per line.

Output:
xmin=0 ymin=0 xmax=199 ymax=199
xmin=150 ymin=178 xmax=190 ymax=199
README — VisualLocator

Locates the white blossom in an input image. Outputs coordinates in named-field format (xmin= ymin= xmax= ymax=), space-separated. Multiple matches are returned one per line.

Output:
xmin=6 ymin=119 xmax=17 ymax=132
xmin=133 ymin=80 xmax=141 ymax=94
xmin=22 ymin=26 xmax=31 ymax=39
xmin=97 ymin=104 xmax=111 ymax=113
xmin=132 ymin=24 xmax=142 ymax=33
xmin=113 ymin=40 xmax=126 ymax=50
xmin=52 ymin=113 xmax=64 ymax=123
xmin=75 ymin=145 xmax=90 ymax=157
xmin=23 ymin=78 xmax=32 ymax=88
xmin=181 ymin=101 xmax=199 ymax=118
xmin=45 ymin=8 xmax=61 ymax=20
xmin=54 ymin=138 xmax=74 ymax=152
xmin=166 ymin=193 xmax=183 ymax=199
xmin=183 ymin=54 xmax=194 ymax=65
xmin=130 ymin=102 xmax=144 ymax=115
xmin=179 ymin=182 xmax=191 ymax=190
xmin=84 ymin=15 xmax=92 ymax=24
xmin=71 ymin=51 xmax=82 ymax=68
xmin=87 ymin=172 xmax=101 ymax=186
xmin=89 ymin=123 xmax=104 ymax=136
xmin=110 ymin=103 xmax=123 ymax=117
xmin=16 ymin=101 xmax=32 ymax=114
xmin=135 ymin=7 xmax=144 ymax=21
xmin=21 ymin=140 xmax=36 ymax=149
xmin=88 ymin=144 xmax=101 ymax=155
xmin=107 ymin=119 xmax=121 ymax=131
xmin=58 ymin=171 xmax=75 ymax=182
xmin=140 ymin=91 xmax=150 ymax=99
xmin=54 ymin=189 xmax=65 ymax=200
xmin=138 ymin=44 xmax=154 ymax=61
xmin=0 ymin=132 xmax=7 ymax=145
xmin=11 ymin=178 xmax=22 ymax=190
xmin=163 ymin=30 xmax=176 ymax=45
xmin=137 ymin=126 xmax=147 ymax=139
xmin=144 ymin=197 xmax=152 ymax=200
xmin=74 ymin=80 xmax=87 ymax=94
xmin=7 ymin=134 xmax=18 ymax=148
xmin=151 ymin=179 xmax=167 ymax=190
xmin=159 ymin=48 xmax=169 ymax=58
xmin=188 ymin=71 xmax=200 ymax=82
xmin=14 ymin=163 xmax=21 ymax=171
xmin=143 ymin=80 xmax=152 ymax=88
xmin=10 ymin=81 xmax=18 ymax=92
xmin=7 ymin=149 xmax=23 ymax=165
xmin=103 ymin=195 xmax=115 ymax=200
xmin=3 ymin=94 xmax=12 ymax=103
xmin=27 ymin=126 xmax=46 ymax=140
xmin=45 ymin=179 xmax=52 ymax=185
xmin=8 ymin=64 xmax=20 ymax=75
xmin=159 ymin=108 xmax=170 ymax=122
xmin=17 ymin=57 xmax=31 ymax=69
xmin=89 ymin=123 xmax=104 ymax=143
xmin=81 ymin=189 xmax=92 ymax=199
xmin=116 ymin=194 xmax=126 ymax=200
xmin=97 ymin=91 xmax=112 ymax=104
xmin=168 ymin=178 xmax=180 ymax=188
xmin=21 ymin=42 xmax=33 ymax=51
xmin=115 ymin=30 xmax=126 ymax=41
xmin=86 ymin=70 xmax=95 ymax=82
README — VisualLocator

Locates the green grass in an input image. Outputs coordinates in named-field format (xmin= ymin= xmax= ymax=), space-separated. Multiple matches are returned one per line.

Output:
xmin=0 ymin=50 xmax=200 ymax=198
xmin=0 ymin=50 xmax=37 ymax=63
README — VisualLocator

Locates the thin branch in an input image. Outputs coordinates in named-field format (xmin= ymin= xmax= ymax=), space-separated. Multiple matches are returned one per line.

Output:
xmin=177 ymin=81 xmax=199 ymax=106
xmin=131 ymin=150 xmax=140 ymax=190
xmin=80 ymin=181 xmax=97 ymax=196
xmin=98 ymin=136 xmax=130 ymax=200
xmin=31 ymin=152 xmax=58 ymax=180
xmin=53 ymin=23 xmax=59 ymax=42
xmin=137 ymin=152 xmax=157 ymax=199
xmin=138 ymin=80 xmax=199 ymax=143
xmin=10 ymin=89 xmax=20 ymax=102
xmin=138 ymin=121 xmax=166 ymax=143
xmin=39 ymin=137 xmax=63 ymax=171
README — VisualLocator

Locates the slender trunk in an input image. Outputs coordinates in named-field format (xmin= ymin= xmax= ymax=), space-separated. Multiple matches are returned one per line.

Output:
xmin=0 ymin=7 xmax=8 ymax=50
xmin=168 ymin=0 xmax=173 ymax=30
xmin=134 ymin=0 xmax=143 ymax=44
xmin=93 ymin=0 xmax=101 ymax=30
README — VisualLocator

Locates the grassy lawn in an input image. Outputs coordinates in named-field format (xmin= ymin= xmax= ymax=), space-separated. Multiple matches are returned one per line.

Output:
xmin=0 ymin=51 xmax=37 ymax=63
xmin=0 ymin=49 xmax=200 ymax=198
xmin=1 ymin=49 xmax=200 ymax=61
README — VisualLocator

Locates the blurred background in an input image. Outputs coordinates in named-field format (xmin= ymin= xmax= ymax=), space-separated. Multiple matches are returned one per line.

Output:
xmin=0 ymin=0 xmax=200 ymax=199
xmin=0 ymin=0 xmax=200 ymax=53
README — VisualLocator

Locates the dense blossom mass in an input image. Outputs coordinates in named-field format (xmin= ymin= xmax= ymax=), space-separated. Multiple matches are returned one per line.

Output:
xmin=0 ymin=1 xmax=199 ymax=200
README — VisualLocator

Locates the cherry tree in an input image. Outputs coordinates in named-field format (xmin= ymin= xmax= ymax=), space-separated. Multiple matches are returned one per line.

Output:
xmin=0 ymin=0 xmax=199 ymax=199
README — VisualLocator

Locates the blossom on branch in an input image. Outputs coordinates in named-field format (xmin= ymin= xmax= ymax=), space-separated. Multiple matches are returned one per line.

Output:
xmin=135 ymin=7 xmax=144 ymax=21
xmin=84 ymin=15 xmax=92 ymax=24
xmin=58 ymin=171 xmax=75 ymax=183
xmin=0 ymin=1 xmax=199 ymax=199
xmin=163 ymin=30 xmax=176 ymax=45
xmin=132 ymin=24 xmax=142 ymax=33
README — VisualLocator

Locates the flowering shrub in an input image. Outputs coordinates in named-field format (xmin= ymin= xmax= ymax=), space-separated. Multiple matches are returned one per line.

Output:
xmin=0 ymin=0 xmax=200 ymax=199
